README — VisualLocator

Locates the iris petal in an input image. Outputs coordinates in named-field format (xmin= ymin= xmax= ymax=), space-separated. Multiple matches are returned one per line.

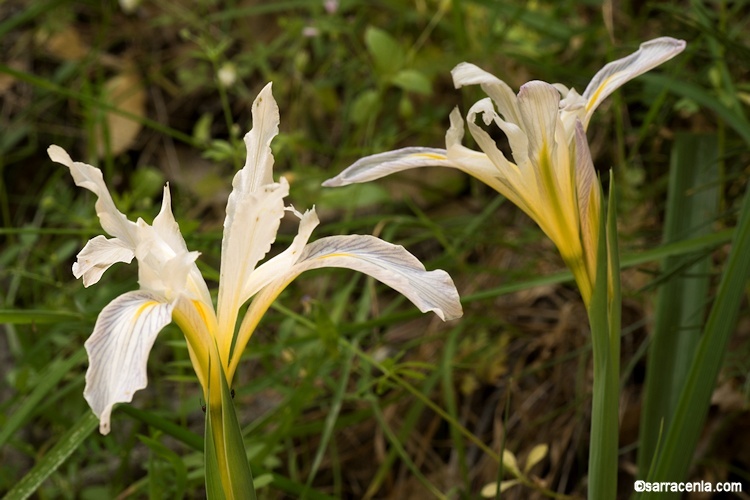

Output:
xmin=72 ymin=235 xmax=134 ymax=287
xmin=48 ymin=145 xmax=137 ymax=247
xmin=581 ymin=37 xmax=687 ymax=127
xmin=83 ymin=290 xmax=173 ymax=434
xmin=217 ymin=84 xmax=290 ymax=357
xmin=286 ymin=235 xmax=462 ymax=321
xmin=228 ymin=234 xmax=463 ymax=377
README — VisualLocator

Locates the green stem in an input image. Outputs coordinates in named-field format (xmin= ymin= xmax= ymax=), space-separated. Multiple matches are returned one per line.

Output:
xmin=586 ymin=178 xmax=621 ymax=500
xmin=204 ymin=354 xmax=257 ymax=499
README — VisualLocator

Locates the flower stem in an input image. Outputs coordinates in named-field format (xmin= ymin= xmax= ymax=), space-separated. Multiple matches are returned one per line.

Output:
xmin=586 ymin=177 xmax=621 ymax=500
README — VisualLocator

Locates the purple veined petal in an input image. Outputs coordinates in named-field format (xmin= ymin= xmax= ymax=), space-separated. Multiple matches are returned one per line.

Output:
xmin=227 ymin=234 xmax=463 ymax=378
xmin=283 ymin=234 xmax=462 ymax=321
xmin=83 ymin=290 xmax=174 ymax=434
xmin=322 ymin=147 xmax=454 ymax=187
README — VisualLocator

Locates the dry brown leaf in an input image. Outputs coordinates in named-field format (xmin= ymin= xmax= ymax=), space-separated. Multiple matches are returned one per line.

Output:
xmin=93 ymin=68 xmax=147 ymax=157
xmin=41 ymin=26 xmax=89 ymax=61
xmin=0 ymin=60 xmax=27 ymax=95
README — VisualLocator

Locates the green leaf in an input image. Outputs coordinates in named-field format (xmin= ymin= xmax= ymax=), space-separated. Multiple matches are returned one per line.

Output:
xmin=640 ymin=146 xmax=750 ymax=499
xmin=350 ymin=89 xmax=381 ymax=125
xmin=586 ymin=176 xmax=620 ymax=500
xmin=120 ymin=405 xmax=203 ymax=452
xmin=4 ymin=412 xmax=98 ymax=500
xmin=138 ymin=434 xmax=188 ymax=499
xmin=638 ymin=133 xmax=719 ymax=475
xmin=0 ymin=349 xmax=86 ymax=448
xmin=642 ymin=73 xmax=750 ymax=147
xmin=205 ymin=365 xmax=256 ymax=499
xmin=0 ymin=309 xmax=83 ymax=324
xmin=390 ymin=69 xmax=432 ymax=95
xmin=364 ymin=27 xmax=405 ymax=75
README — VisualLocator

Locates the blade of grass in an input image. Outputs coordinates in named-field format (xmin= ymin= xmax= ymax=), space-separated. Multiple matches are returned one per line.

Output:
xmin=0 ymin=349 xmax=86 ymax=448
xmin=303 ymin=337 xmax=356 ymax=493
xmin=638 ymin=133 xmax=719 ymax=474
xmin=3 ymin=412 xmax=98 ymax=500
xmin=441 ymin=325 xmax=469 ymax=490
xmin=119 ymin=405 xmax=204 ymax=452
xmin=641 ymin=73 xmax=750 ymax=147
xmin=0 ymin=310 xmax=84 ymax=324
xmin=123 ymin=401 xmax=335 ymax=499
xmin=640 ymin=169 xmax=750 ymax=498
xmin=368 ymin=396 xmax=448 ymax=500
xmin=586 ymin=178 xmax=619 ymax=500
xmin=360 ymin=363 xmax=442 ymax=499
xmin=138 ymin=434 xmax=189 ymax=500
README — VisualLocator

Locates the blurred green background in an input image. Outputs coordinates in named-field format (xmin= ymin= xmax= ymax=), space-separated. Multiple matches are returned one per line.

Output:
xmin=1 ymin=0 xmax=749 ymax=498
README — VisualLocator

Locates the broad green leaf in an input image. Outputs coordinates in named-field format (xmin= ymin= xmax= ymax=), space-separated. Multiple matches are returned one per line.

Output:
xmin=638 ymin=133 xmax=719 ymax=475
xmin=350 ymin=89 xmax=381 ymax=125
xmin=640 ymin=148 xmax=750 ymax=499
xmin=391 ymin=69 xmax=432 ymax=95
xmin=364 ymin=27 xmax=405 ymax=75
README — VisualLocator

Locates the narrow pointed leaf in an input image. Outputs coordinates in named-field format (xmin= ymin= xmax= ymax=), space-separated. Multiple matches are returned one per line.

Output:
xmin=4 ymin=413 xmax=98 ymax=500
xmin=205 ymin=366 xmax=256 ymax=499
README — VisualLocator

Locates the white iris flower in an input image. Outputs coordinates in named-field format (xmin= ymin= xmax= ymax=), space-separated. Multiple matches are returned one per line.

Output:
xmin=324 ymin=37 xmax=686 ymax=305
xmin=51 ymin=83 xmax=462 ymax=434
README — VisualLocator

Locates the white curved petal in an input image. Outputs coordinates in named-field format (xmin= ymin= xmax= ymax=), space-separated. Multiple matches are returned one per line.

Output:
xmin=152 ymin=185 xmax=187 ymax=255
xmin=464 ymin=100 xmax=536 ymax=216
xmin=467 ymin=97 xmax=530 ymax=169
xmin=137 ymin=233 xmax=201 ymax=300
xmin=516 ymin=81 xmax=561 ymax=163
xmin=292 ymin=235 xmax=462 ymax=321
xmin=83 ymin=290 xmax=174 ymax=434
xmin=73 ymin=235 xmax=135 ymax=287
xmin=451 ymin=62 xmax=499 ymax=88
xmin=238 ymin=82 xmax=278 ymax=193
xmin=152 ymin=185 xmax=212 ymax=306
xmin=217 ymin=83 xmax=288 ymax=347
xmin=581 ymin=37 xmax=686 ymax=126
xmin=574 ymin=120 xmax=601 ymax=278
xmin=445 ymin=107 xmax=465 ymax=149
xmin=48 ymin=145 xmax=137 ymax=247
xmin=322 ymin=147 xmax=454 ymax=187
xmin=242 ymin=207 xmax=320 ymax=300
xmin=451 ymin=63 xmax=522 ymax=125
xmin=444 ymin=108 xmax=507 ymax=188
xmin=217 ymin=178 xmax=288 ymax=342
xmin=227 ymin=234 xmax=463 ymax=377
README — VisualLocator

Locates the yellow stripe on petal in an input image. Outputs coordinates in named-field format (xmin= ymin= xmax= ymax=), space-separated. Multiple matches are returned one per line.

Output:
xmin=584 ymin=74 xmax=615 ymax=114
xmin=413 ymin=152 xmax=448 ymax=160
xmin=83 ymin=291 xmax=174 ymax=435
